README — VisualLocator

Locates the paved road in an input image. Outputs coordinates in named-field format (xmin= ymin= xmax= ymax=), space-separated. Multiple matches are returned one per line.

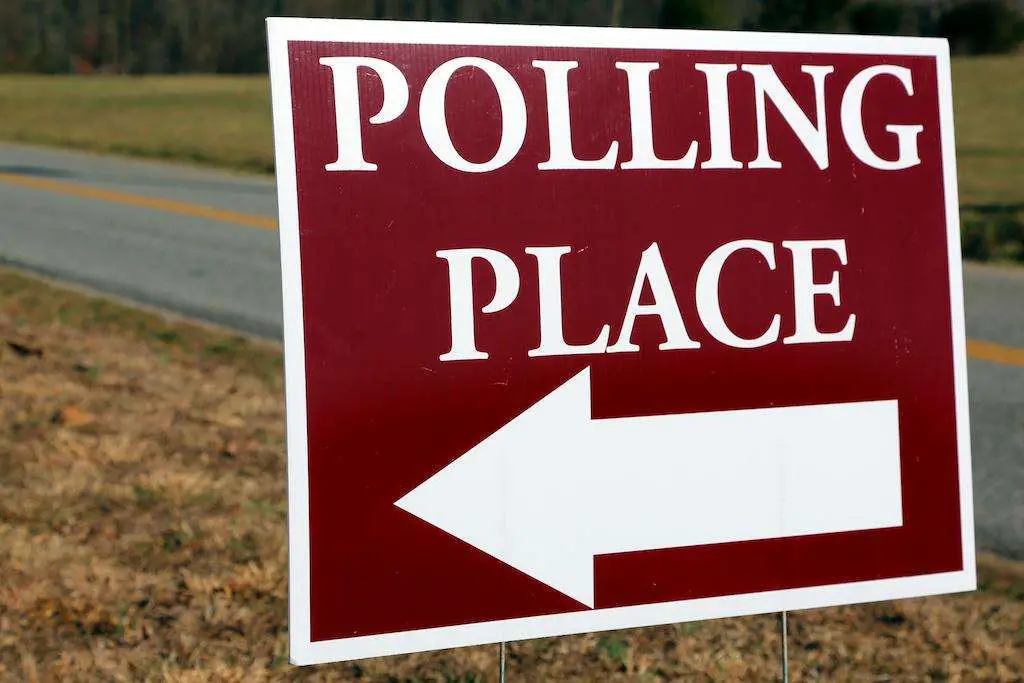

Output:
xmin=962 ymin=263 xmax=1024 ymax=558
xmin=0 ymin=142 xmax=1022 ymax=558
xmin=0 ymin=144 xmax=281 ymax=337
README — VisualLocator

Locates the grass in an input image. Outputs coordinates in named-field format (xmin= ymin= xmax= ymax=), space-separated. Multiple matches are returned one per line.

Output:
xmin=0 ymin=76 xmax=273 ymax=174
xmin=951 ymin=55 xmax=1024 ymax=207
xmin=0 ymin=54 xmax=1022 ymax=259
xmin=1 ymin=265 xmax=1023 ymax=680
xmin=0 ymin=54 xmax=1019 ymax=184
xmin=951 ymin=54 xmax=1024 ymax=261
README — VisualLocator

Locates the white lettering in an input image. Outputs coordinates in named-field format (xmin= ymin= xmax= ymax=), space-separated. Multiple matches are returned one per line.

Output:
xmin=320 ymin=57 xmax=409 ymax=171
xmin=616 ymin=62 xmax=698 ymax=170
xmin=527 ymin=246 xmax=611 ymax=356
xmin=437 ymin=248 xmax=521 ymax=361
xmin=783 ymin=239 xmax=856 ymax=344
xmin=695 ymin=63 xmax=743 ymax=170
xmin=841 ymin=65 xmax=923 ymax=170
xmin=696 ymin=240 xmax=781 ymax=348
xmin=742 ymin=64 xmax=834 ymax=170
xmin=607 ymin=243 xmax=701 ymax=353
xmin=420 ymin=58 xmax=528 ymax=173
xmin=534 ymin=61 xmax=619 ymax=170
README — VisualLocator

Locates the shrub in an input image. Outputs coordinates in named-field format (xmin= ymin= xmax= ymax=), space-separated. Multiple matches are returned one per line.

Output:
xmin=961 ymin=208 xmax=1024 ymax=262
xmin=937 ymin=0 xmax=1024 ymax=55
xmin=849 ymin=1 xmax=908 ymax=35
xmin=755 ymin=0 xmax=852 ymax=32
xmin=658 ymin=0 xmax=729 ymax=29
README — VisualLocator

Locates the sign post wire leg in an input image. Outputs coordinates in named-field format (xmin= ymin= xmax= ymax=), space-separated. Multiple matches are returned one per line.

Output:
xmin=780 ymin=611 xmax=790 ymax=683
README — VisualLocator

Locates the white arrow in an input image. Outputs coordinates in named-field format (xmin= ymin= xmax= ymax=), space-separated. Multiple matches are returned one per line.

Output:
xmin=396 ymin=368 xmax=903 ymax=608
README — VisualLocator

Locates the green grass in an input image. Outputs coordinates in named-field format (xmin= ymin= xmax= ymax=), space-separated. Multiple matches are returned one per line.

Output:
xmin=951 ymin=54 xmax=1024 ymax=261
xmin=952 ymin=54 xmax=1024 ymax=207
xmin=0 ymin=75 xmax=273 ymax=173
xmin=0 ymin=54 xmax=1021 ymax=258
xmin=0 ymin=56 xmax=1021 ymax=183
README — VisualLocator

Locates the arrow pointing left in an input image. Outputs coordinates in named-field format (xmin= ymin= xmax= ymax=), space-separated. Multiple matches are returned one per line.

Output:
xmin=396 ymin=368 xmax=903 ymax=607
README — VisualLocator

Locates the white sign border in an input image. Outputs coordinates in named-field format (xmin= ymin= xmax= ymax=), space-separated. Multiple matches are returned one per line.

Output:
xmin=266 ymin=17 xmax=975 ymax=666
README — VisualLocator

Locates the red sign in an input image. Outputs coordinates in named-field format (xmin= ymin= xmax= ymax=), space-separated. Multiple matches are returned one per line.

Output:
xmin=267 ymin=19 xmax=974 ymax=665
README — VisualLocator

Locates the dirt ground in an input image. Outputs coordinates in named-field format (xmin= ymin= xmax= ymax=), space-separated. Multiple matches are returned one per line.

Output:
xmin=1 ymin=267 xmax=1022 ymax=682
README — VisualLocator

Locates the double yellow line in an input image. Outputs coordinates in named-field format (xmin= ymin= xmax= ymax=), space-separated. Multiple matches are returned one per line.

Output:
xmin=0 ymin=172 xmax=277 ymax=231
xmin=2 ymin=170 xmax=1022 ymax=368
xmin=968 ymin=339 xmax=1024 ymax=368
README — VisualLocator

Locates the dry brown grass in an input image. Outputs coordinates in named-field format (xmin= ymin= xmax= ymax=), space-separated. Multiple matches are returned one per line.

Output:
xmin=1 ymin=266 xmax=1023 ymax=682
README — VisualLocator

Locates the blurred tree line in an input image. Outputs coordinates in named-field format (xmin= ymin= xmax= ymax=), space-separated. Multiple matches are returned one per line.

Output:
xmin=1 ymin=0 xmax=1021 ymax=74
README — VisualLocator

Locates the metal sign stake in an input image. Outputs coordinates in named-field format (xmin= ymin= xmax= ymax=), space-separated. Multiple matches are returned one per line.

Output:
xmin=780 ymin=611 xmax=790 ymax=683
xmin=499 ymin=641 xmax=507 ymax=683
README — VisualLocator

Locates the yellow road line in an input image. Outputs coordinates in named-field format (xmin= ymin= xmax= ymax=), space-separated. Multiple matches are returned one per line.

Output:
xmin=3 ymin=170 xmax=1024 ymax=368
xmin=968 ymin=339 xmax=1024 ymax=368
xmin=0 ymin=172 xmax=277 ymax=231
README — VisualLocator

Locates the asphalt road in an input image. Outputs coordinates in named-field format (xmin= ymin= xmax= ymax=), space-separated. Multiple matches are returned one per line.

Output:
xmin=0 ymin=144 xmax=281 ymax=337
xmin=0 ymin=142 xmax=1022 ymax=559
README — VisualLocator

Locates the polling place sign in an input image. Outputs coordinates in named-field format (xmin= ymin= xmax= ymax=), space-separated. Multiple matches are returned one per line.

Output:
xmin=267 ymin=18 xmax=975 ymax=665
